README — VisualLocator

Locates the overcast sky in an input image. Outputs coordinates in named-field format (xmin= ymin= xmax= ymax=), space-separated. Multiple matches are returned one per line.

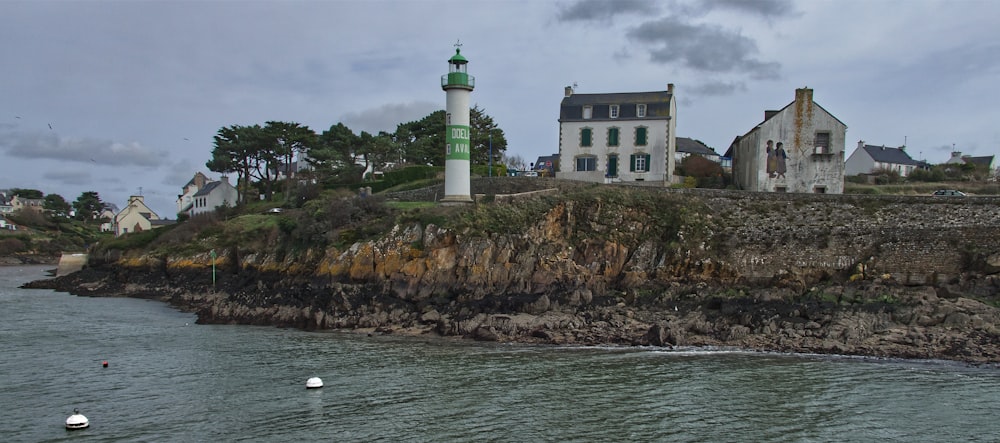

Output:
xmin=2 ymin=0 xmax=998 ymax=217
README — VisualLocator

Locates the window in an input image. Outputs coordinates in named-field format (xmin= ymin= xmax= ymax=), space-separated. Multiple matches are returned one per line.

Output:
xmin=583 ymin=106 xmax=592 ymax=119
xmin=815 ymin=132 xmax=831 ymax=153
xmin=635 ymin=126 xmax=647 ymax=146
xmin=610 ymin=105 xmax=619 ymax=118
xmin=630 ymin=153 xmax=651 ymax=172
xmin=608 ymin=127 xmax=619 ymax=147
xmin=637 ymin=104 xmax=646 ymax=118
xmin=576 ymin=156 xmax=597 ymax=171
xmin=581 ymin=128 xmax=592 ymax=147
xmin=607 ymin=155 xmax=618 ymax=177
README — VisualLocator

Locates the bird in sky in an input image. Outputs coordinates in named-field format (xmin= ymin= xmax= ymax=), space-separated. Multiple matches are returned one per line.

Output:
xmin=48 ymin=123 xmax=53 ymax=130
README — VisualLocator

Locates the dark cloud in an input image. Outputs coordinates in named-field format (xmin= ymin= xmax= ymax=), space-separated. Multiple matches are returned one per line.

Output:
xmin=690 ymin=80 xmax=748 ymax=96
xmin=686 ymin=0 xmax=797 ymax=19
xmin=339 ymin=101 xmax=441 ymax=134
xmin=628 ymin=17 xmax=780 ymax=80
xmin=555 ymin=0 xmax=659 ymax=22
xmin=42 ymin=170 xmax=92 ymax=186
xmin=0 ymin=130 xmax=166 ymax=167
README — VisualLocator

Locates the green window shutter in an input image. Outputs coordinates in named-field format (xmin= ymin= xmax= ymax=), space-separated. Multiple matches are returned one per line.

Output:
xmin=636 ymin=127 xmax=647 ymax=145
xmin=609 ymin=128 xmax=619 ymax=146
xmin=581 ymin=128 xmax=591 ymax=147
xmin=645 ymin=154 xmax=651 ymax=172
xmin=630 ymin=154 xmax=636 ymax=172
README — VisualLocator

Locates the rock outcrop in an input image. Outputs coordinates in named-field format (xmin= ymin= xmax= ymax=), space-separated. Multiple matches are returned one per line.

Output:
xmin=24 ymin=184 xmax=1000 ymax=364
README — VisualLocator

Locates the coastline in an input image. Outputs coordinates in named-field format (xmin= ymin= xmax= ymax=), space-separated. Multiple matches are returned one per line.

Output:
xmin=23 ymin=265 xmax=1000 ymax=365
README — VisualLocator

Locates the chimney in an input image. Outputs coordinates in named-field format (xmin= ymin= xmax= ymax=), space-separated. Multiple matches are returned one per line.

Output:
xmin=858 ymin=140 xmax=865 ymax=150
xmin=795 ymin=87 xmax=813 ymax=104
xmin=221 ymin=175 xmax=229 ymax=184
xmin=667 ymin=83 xmax=674 ymax=95
xmin=764 ymin=110 xmax=779 ymax=120
xmin=564 ymin=86 xmax=573 ymax=97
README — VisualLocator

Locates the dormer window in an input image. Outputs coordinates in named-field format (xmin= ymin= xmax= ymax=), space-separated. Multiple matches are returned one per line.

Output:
xmin=583 ymin=106 xmax=592 ymax=119
xmin=610 ymin=105 xmax=620 ymax=119
xmin=637 ymin=104 xmax=646 ymax=118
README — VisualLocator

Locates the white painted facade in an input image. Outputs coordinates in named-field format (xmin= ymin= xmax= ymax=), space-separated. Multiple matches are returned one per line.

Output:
xmin=731 ymin=88 xmax=846 ymax=194
xmin=558 ymin=86 xmax=676 ymax=184
xmin=190 ymin=176 xmax=239 ymax=217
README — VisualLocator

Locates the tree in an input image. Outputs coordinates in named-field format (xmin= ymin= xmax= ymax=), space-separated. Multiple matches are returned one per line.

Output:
xmin=43 ymin=193 xmax=71 ymax=218
xmin=261 ymin=121 xmax=317 ymax=201
xmin=72 ymin=191 xmax=103 ymax=222
xmin=395 ymin=110 xmax=445 ymax=166
xmin=11 ymin=188 xmax=43 ymax=199
xmin=394 ymin=106 xmax=507 ymax=167
xmin=311 ymin=122 xmax=363 ymax=184
xmin=469 ymin=105 xmax=508 ymax=167
xmin=502 ymin=153 xmax=527 ymax=172
xmin=208 ymin=124 xmax=263 ymax=204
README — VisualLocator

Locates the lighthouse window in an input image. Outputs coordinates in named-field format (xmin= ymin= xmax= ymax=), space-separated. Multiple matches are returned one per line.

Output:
xmin=581 ymin=128 xmax=592 ymax=147
xmin=583 ymin=106 xmax=592 ymax=119
xmin=610 ymin=105 xmax=620 ymax=119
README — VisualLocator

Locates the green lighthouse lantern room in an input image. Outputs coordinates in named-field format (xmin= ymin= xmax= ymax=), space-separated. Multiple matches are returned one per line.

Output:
xmin=442 ymin=48 xmax=475 ymax=90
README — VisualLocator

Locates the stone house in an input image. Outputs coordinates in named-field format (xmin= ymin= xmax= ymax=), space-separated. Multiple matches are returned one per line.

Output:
xmin=558 ymin=84 xmax=677 ymax=184
xmin=189 ymin=176 xmax=239 ymax=217
xmin=844 ymin=142 xmax=920 ymax=177
xmin=10 ymin=195 xmax=44 ymax=213
xmin=727 ymin=88 xmax=846 ymax=193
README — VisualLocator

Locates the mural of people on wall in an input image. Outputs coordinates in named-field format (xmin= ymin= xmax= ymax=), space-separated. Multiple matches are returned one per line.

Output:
xmin=765 ymin=139 xmax=776 ymax=178
xmin=775 ymin=142 xmax=788 ymax=179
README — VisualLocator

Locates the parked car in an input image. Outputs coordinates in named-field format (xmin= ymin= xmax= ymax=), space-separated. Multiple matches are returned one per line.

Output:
xmin=932 ymin=189 xmax=966 ymax=197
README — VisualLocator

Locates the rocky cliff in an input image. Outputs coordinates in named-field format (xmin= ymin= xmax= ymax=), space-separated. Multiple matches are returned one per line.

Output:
xmin=26 ymin=182 xmax=1000 ymax=363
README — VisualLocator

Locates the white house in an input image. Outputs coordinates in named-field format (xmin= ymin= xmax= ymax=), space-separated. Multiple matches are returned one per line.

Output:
xmin=558 ymin=84 xmax=677 ymax=184
xmin=114 ymin=195 xmax=165 ymax=236
xmin=845 ymin=141 xmax=919 ymax=177
xmin=189 ymin=176 xmax=239 ymax=217
xmin=176 ymin=172 xmax=210 ymax=217
xmin=727 ymin=88 xmax=847 ymax=194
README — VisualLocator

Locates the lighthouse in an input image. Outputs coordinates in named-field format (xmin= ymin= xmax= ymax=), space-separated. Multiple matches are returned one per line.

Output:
xmin=441 ymin=44 xmax=475 ymax=203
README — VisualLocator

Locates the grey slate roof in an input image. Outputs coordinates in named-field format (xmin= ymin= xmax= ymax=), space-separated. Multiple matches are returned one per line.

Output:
xmin=193 ymin=181 xmax=223 ymax=197
xmin=560 ymin=90 xmax=673 ymax=122
xmin=964 ymin=155 xmax=996 ymax=167
xmin=677 ymin=137 xmax=718 ymax=156
xmin=861 ymin=145 xmax=919 ymax=165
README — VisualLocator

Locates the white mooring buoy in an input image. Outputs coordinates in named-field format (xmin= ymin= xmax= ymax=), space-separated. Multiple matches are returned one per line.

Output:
xmin=66 ymin=408 xmax=89 ymax=430
xmin=306 ymin=377 xmax=324 ymax=389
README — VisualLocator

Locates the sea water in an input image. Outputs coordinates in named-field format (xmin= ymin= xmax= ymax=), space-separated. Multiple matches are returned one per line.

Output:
xmin=2 ymin=265 xmax=999 ymax=442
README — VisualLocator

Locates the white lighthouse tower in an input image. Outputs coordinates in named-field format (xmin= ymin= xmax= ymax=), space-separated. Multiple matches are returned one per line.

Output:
xmin=441 ymin=43 xmax=475 ymax=203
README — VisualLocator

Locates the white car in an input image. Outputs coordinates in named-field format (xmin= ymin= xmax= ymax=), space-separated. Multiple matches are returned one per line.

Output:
xmin=524 ymin=171 xmax=538 ymax=177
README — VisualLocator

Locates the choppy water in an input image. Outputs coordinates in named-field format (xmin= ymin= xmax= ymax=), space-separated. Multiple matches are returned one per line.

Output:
xmin=2 ymin=265 xmax=999 ymax=442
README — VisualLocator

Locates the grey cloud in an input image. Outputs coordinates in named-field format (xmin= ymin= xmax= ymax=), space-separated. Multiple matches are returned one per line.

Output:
xmin=42 ymin=170 xmax=92 ymax=186
xmin=1 ymin=131 xmax=166 ymax=167
xmin=163 ymin=159 xmax=199 ymax=188
xmin=340 ymin=101 xmax=442 ymax=134
xmin=690 ymin=80 xmax=748 ymax=96
xmin=556 ymin=0 xmax=659 ymax=22
xmin=686 ymin=0 xmax=797 ymax=19
xmin=628 ymin=17 xmax=780 ymax=79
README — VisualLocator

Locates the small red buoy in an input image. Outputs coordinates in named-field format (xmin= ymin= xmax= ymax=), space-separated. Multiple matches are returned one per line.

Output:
xmin=102 ymin=361 xmax=108 ymax=368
